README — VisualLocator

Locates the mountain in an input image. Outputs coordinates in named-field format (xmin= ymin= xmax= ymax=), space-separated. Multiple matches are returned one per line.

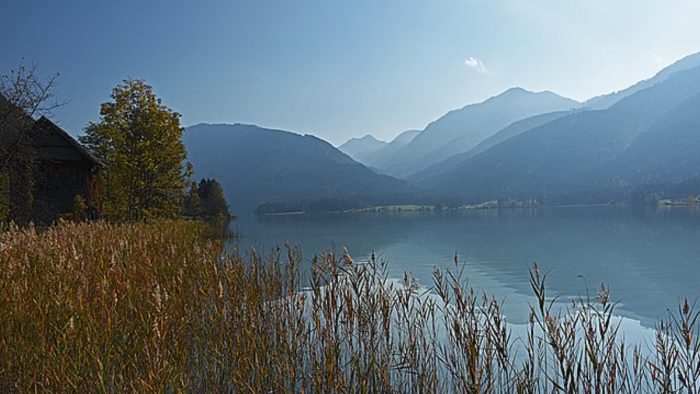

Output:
xmin=337 ymin=130 xmax=420 ymax=169
xmin=599 ymin=92 xmax=700 ymax=190
xmin=409 ymin=111 xmax=571 ymax=183
xmin=374 ymin=88 xmax=580 ymax=178
xmin=183 ymin=124 xmax=412 ymax=214
xmin=338 ymin=134 xmax=387 ymax=163
xmin=418 ymin=65 xmax=700 ymax=203
xmin=584 ymin=52 xmax=700 ymax=110
xmin=359 ymin=129 xmax=420 ymax=168
xmin=385 ymin=129 xmax=420 ymax=146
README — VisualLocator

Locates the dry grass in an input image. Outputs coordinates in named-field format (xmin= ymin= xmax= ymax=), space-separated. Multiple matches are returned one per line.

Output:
xmin=0 ymin=220 xmax=698 ymax=393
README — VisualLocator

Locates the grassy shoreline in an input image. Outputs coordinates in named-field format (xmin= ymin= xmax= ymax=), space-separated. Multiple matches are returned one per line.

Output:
xmin=1 ymin=220 xmax=698 ymax=392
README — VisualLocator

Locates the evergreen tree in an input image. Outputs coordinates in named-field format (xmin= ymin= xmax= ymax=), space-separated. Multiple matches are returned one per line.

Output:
xmin=81 ymin=79 xmax=189 ymax=221
xmin=202 ymin=179 xmax=229 ymax=217
xmin=183 ymin=180 xmax=202 ymax=217
xmin=198 ymin=179 xmax=229 ymax=217
xmin=184 ymin=178 xmax=229 ymax=217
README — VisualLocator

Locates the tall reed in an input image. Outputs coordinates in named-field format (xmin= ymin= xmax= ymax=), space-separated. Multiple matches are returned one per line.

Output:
xmin=0 ymin=220 xmax=697 ymax=392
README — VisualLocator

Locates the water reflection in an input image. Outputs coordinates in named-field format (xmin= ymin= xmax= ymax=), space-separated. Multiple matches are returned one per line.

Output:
xmin=229 ymin=206 xmax=700 ymax=327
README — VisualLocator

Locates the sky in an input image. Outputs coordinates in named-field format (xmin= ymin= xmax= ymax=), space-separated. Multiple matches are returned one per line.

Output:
xmin=2 ymin=1 xmax=700 ymax=145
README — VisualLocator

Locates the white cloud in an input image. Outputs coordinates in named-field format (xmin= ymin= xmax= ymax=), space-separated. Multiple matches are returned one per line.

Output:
xmin=464 ymin=56 xmax=489 ymax=73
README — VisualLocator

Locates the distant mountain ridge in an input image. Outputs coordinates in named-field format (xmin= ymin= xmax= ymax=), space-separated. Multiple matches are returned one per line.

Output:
xmin=184 ymin=123 xmax=413 ymax=214
xmin=338 ymin=134 xmax=387 ymax=163
xmin=409 ymin=110 xmax=572 ymax=183
xmin=339 ymin=129 xmax=421 ymax=169
xmin=373 ymin=87 xmax=580 ymax=178
xmin=584 ymin=52 xmax=700 ymax=110
xmin=185 ymin=51 xmax=700 ymax=212
xmin=418 ymin=64 xmax=700 ymax=203
xmin=593 ymin=91 xmax=700 ymax=192
xmin=363 ymin=129 xmax=420 ymax=169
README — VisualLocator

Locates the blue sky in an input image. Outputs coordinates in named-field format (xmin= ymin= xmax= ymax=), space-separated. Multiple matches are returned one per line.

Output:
xmin=2 ymin=0 xmax=700 ymax=145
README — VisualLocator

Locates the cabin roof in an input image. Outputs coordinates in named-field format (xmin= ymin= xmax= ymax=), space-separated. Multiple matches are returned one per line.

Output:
xmin=32 ymin=116 xmax=99 ymax=166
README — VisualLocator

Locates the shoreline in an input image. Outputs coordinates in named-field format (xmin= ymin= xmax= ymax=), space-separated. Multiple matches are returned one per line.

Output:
xmin=259 ymin=202 xmax=635 ymax=217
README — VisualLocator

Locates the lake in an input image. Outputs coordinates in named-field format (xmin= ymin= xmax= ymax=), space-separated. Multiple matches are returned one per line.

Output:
xmin=230 ymin=206 xmax=700 ymax=329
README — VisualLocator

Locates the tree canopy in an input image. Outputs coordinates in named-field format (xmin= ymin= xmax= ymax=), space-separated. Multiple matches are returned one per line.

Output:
xmin=81 ymin=79 xmax=189 ymax=221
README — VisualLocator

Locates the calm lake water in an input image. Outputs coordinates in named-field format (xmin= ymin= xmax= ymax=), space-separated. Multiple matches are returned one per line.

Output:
xmin=230 ymin=206 xmax=700 ymax=329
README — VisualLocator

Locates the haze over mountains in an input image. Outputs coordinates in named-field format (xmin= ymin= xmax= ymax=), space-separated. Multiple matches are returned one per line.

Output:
xmin=583 ymin=52 xmax=700 ymax=110
xmin=371 ymin=88 xmax=580 ymax=178
xmin=338 ymin=130 xmax=421 ymax=170
xmin=590 ymin=90 xmax=700 ymax=198
xmin=337 ymin=135 xmax=387 ymax=164
xmin=365 ymin=130 xmax=420 ymax=167
xmin=184 ymin=51 xmax=700 ymax=215
xmin=409 ymin=110 xmax=570 ymax=183
xmin=183 ymin=124 xmax=412 ymax=213
xmin=420 ymin=65 xmax=700 ymax=203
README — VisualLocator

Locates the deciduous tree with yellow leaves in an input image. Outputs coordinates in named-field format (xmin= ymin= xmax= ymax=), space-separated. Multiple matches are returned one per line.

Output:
xmin=81 ymin=79 xmax=190 ymax=221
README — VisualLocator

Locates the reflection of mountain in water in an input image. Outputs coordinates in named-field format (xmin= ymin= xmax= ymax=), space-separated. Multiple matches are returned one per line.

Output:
xmin=230 ymin=207 xmax=700 ymax=327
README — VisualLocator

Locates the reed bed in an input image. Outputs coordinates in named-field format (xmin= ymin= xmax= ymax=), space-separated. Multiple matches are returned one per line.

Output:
xmin=0 ymin=220 xmax=698 ymax=393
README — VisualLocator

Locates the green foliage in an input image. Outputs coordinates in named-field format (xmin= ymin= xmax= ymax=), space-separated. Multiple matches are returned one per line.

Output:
xmin=183 ymin=180 xmax=202 ymax=217
xmin=185 ymin=178 xmax=229 ymax=217
xmin=63 ymin=194 xmax=89 ymax=222
xmin=57 ymin=195 xmax=92 ymax=222
xmin=80 ymin=79 xmax=189 ymax=221
xmin=197 ymin=178 xmax=229 ymax=217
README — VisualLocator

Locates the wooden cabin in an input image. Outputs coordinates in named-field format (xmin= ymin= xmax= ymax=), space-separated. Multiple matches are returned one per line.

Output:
xmin=28 ymin=117 xmax=100 ymax=223
xmin=1 ymin=105 xmax=99 ymax=224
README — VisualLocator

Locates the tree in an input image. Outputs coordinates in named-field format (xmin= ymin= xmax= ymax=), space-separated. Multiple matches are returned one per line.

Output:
xmin=198 ymin=179 xmax=229 ymax=217
xmin=183 ymin=180 xmax=202 ymax=217
xmin=184 ymin=178 xmax=229 ymax=218
xmin=0 ymin=63 xmax=60 ymax=224
xmin=81 ymin=79 xmax=189 ymax=221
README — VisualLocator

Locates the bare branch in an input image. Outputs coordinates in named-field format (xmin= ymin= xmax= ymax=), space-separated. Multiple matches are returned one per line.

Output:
xmin=0 ymin=60 xmax=63 ymax=173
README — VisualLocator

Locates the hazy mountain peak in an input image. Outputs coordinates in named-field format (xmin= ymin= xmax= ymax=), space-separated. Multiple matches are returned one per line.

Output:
xmin=500 ymin=86 xmax=530 ymax=96
xmin=491 ymin=87 xmax=578 ymax=102
xmin=356 ymin=130 xmax=422 ymax=169
xmin=339 ymin=134 xmax=385 ymax=147
xmin=391 ymin=129 xmax=420 ymax=144
xmin=470 ymin=87 xmax=533 ymax=106
xmin=585 ymin=51 xmax=700 ymax=110
xmin=338 ymin=134 xmax=388 ymax=162
xmin=373 ymin=87 xmax=580 ymax=178
xmin=645 ymin=52 xmax=700 ymax=85
xmin=183 ymin=123 xmax=410 ymax=214
xmin=186 ymin=122 xmax=308 ymax=141
xmin=419 ymin=62 xmax=700 ymax=203
xmin=360 ymin=134 xmax=385 ymax=142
